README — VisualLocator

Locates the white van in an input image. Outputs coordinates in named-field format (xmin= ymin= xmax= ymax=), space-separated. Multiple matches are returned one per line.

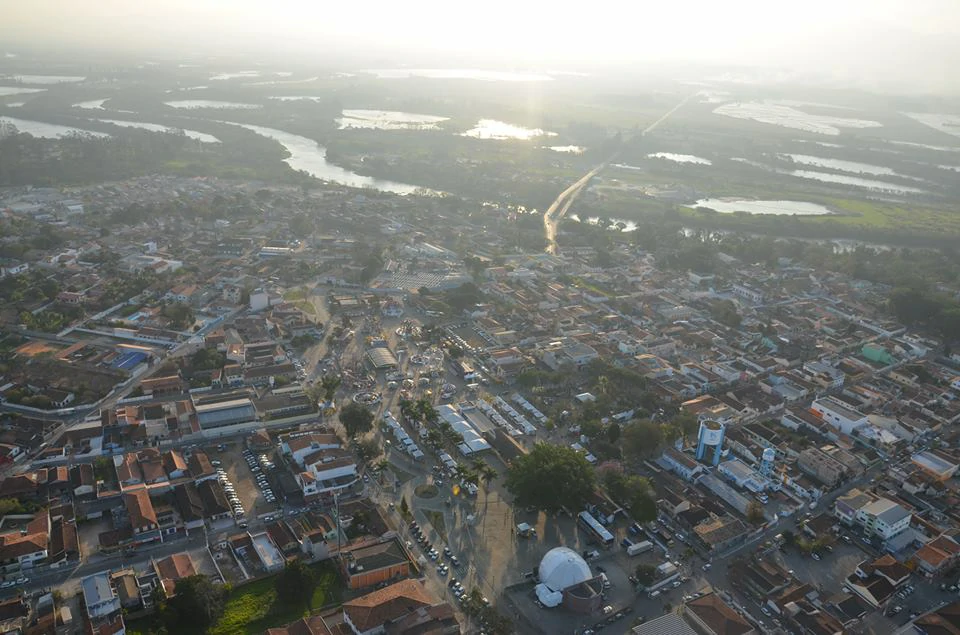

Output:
xmin=648 ymin=590 xmax=661 ymax=599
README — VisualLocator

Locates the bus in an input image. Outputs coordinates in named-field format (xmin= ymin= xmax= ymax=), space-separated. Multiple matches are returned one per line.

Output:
xmin=578 ymin=511 xmax=614 ymax=547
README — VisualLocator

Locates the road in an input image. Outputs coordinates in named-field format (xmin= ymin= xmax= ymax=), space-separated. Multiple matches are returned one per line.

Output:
xmin=542 ymin=93 xmax=694 ymax=254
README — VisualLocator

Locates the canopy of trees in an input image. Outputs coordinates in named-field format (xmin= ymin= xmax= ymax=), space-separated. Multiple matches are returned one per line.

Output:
xmin=158 ymin=574 xmax=225 ymax=634
xmin=505 ymin=443 xmax=596 ymax=513
xmin=339 ymin=402 xmax=374 ymax=438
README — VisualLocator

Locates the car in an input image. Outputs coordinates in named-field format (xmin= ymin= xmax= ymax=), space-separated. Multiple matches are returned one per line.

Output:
xmin=362 ymin=474 xmax=370 ymax=483
xmin=450 ymin=556 xmax=460 ymax=567
xmin=702 ymin=564 xmax=712 ymax=571
xmin=443 ymin=547 xmax=452 ymax=558
xmin=410 ymin=520 xmax=419 ymax=529
xmin=0 ymin=581 xmax=15 ymax=589
xmin=238 ymin=522 xmax=248 ymax=529
xmin=448 ymin=578 xmax=459 ymax=588
xmin=14 ymin=576 xmax=27 ymax=585
xmin=672 ymin=581 xmax=682 ymax=588
xmin=891 ymin=606 xmax=904 ymax=615
xmin=811 ymin=553 xmax=822 ymax=561
xmin=429 ymin=551 xmax=439 ymax=561
xmin=761 ymin=607 xmax=771 ymax=616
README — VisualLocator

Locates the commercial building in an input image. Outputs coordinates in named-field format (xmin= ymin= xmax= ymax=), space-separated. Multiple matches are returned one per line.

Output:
xmin=810 ymin=397 xmax=868 ymax=435
xmin=855 ymin=498 xmax=911 ymax=541
xmin=195 ymin=398 xmax=257 ymax=431
xmin=797 ymin=447 xmax=848 ymax=488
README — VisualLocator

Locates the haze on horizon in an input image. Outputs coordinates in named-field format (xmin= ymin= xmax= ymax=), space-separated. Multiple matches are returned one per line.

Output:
xmin=2 ymin=0 xmax=960 ymax=94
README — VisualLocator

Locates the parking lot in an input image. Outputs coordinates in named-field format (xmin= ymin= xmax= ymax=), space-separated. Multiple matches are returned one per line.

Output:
xmin=211 ymin=442 xmax=279 ymax=519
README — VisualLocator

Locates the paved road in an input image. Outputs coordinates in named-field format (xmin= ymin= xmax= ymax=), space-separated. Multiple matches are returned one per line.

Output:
xmin=542 ymin=93 xmax=694 ymax=254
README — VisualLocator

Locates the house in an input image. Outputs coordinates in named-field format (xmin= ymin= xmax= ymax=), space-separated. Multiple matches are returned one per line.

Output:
xmin=341 ymin=538 xmax=411 ymax=590
xmin=835 ymin=488 xmax=874 ymax=526
xmin=341 ymin=579 xmax=458 ymax=635
xmin=266 ymin=615 xmax=333 ymax=635
xmin=70 ymin=463 xmax=96 ymax=498
xmin=153 ymin=553 xmax=197 ymax=596
xmin=684 ymin=591 xmax=755 ymax=635
xmin=187 ymin=451 xmax=216 ymax=481
xmin=124 ymin=488 xmax=161 ymax=545
xmin=797 ymin=447 xmax=848 ymax=488
xmin=173 ymin=483 xmax=206 ymax=531
xmin=912 ymin=599 xmax=960 ymax=635
xmin=662 ymin=447 xmax=704 ymax=482
xmin=913 ymin=536 xmax=960 ymax=577
xmin=0 ymin=529 xmax=48 ymax=573
xmin=198 ymin=479 xmax=232 ymax=520
xmin=111 ymin=569 xmax=142 ymax=610
xmin=282 ymin=433 xmax=342 ymax=467
xmin=81 ymin=572 xmax=121 ymax=620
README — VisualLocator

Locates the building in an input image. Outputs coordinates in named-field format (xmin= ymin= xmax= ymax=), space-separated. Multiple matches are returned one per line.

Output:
xmin=662 ymin=447 xmax=705 ymax=482
xmin=855 ymin=498 xmax=911 ymax=541
xmin=684 ymin=591 xmax=756 ymax=635
xmin=81 ymin=572 xmax=121 ymax=620
xmin=810 ymin=397 xmax=868 ymax=435
xmin=123 ymin=488 xmax=161 ymax=545
xmin=195 ymin=398 xmax=257 ymax=431
xmin=341 ymin=579 xmax=459 ymax=635
xmin=341 ymin=538 xmax=411 ymax=590
xmin=696 ymin=420 xmax=725 ymax=466
xmin=631 ymin=613 xmax=698 ymax=635
xmin=797 ymin=447 xmax=848 ymax=488
xmin=912 ymin=451 xmax=959 ymax=481
xmin=534 ymin=547 xmax=603 ymax=613
xmin=718 ymin=459 xmax=768 ymax=493
xmin=759 ymin=447 xmax=776 ymax=477
xmin=266 ymin=615 xmax=333 ymax=635
xmin=153 ymin=553 xmax=198 ymax=596
xmin=834 ymin=488 xmax=873 ymax=526
xmin=913 ymin=536 xmax=960 ymax=577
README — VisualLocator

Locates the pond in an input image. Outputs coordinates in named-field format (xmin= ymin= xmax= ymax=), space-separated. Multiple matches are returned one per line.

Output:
xmin=788 ymin=170 xmax=924 ymax=194
xmin=461 ymin=119 xmax=556 ymax=140
xmin=691 ymin=198 xmax=834 ymax=216
xmin=713 ymin=101 xmax=882 ymax=135
xmin=0 ymin=86 xmax=46 ymax=96
xmin=1 ymin=74 xmax=84 ymax=84
xmin=164 ymin=100 xmax=262 ymax=109
xmin=782 ymin=154 xmax=899 ymax=177
xmin=72 ymin=99 xmax=108 ymax=110
xmin=648 ymin=152 xmax=712 ymax=165
xmin=546 ymin=145 xmax=584 ymax=153
xmin=336 ymin=109 xmax=449 ymax=130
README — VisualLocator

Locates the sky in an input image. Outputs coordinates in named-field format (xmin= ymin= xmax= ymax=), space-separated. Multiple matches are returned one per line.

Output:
xmin=3 ymin=0 xmax=959 ymax=92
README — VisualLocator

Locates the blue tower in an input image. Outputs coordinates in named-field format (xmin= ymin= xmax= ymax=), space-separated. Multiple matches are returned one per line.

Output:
xmin=759 ymin=447 xmax=776 ymax=477
xmin=695 ymin=420 xmax=725 ymax=466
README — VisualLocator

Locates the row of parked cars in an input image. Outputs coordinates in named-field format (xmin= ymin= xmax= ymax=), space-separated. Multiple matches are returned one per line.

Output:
xmin=216 ymin=468 xmax=246 ymax=526
xmin=244 ymin=449 xmax=278 ymax=504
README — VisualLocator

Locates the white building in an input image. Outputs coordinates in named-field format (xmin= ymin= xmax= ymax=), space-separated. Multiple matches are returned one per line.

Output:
xmin=662 ymin=447 xmax=704 ymax=482
xmin=856 ymin=498 xmax=911 ymax=541
xmin=810 ymin=396 xmax=869 ymax=435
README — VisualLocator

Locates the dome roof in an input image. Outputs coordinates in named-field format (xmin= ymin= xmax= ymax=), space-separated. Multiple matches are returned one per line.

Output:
xmin=538 ymin=547 xmax=592 ymax=592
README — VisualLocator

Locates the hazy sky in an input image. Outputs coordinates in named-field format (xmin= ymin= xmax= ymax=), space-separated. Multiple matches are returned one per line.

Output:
xmin=3 ymin=0 xmax=959 ymax=92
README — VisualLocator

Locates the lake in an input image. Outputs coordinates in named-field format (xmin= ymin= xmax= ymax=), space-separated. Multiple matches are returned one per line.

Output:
xmin=363 ymin=68 xmax=553 ymax=82
xmin=72 ymin=99 xmax=108 ymax=110
xmin=336 ymin=109 xmax=449 ymax=130
xmin=889 ymin=140 xmax=960 ymax=153
xmin=788 ymin=170 xmax=924 ymax=194
xmin=692 ymin=198 xmax=834 ymax=216
xmin=783 ymin=154 xmax=898 ymax=177
xmin=0 ymin=86 xmax=46 ymax=96
xmin=1 ymin=74 xmax=85 ymax=84
xmin=164 ymin=100 xmax=262 ymax=109
xmin=648 ymin=152 xmax=712 ymax=165
xmin=546 ymin=145 xmax=584 ymax=153
xmin=461 ymin=119 xmax=556 ymax=140
xmin=97 ymin=119 xmax=220 ymax=143
xmin=225 ymin=122 xmax=424 ymax=194
xmin=248 ymin=76 xmax=320 ymax=86
xmin=210 ymin=70 xmax=261 ymax=80
xmin=714 ymin=101 xmax=882 ymax=135
xmin=0 ymin=116 xmax=109 ymax=138
xmin=905 ymin=112 xmax=960 ymax=139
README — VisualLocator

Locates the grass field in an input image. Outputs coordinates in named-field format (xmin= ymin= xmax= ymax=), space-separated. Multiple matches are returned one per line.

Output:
xmin=128 ymin=561 xmax=342 ymax=635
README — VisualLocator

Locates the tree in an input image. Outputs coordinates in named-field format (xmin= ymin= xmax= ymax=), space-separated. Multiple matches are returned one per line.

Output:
xmin=505 ymin=443 xmax=596 ymax=513
xmin=634 ymin=564 xmax=657 ymax=587
xmin=320 ymin=374 xmax=342 ymax=403
xmin=162 ymin=575 xmax=224 ymax=633
xmin=606 ymin=422 xmax=621 ymax=444
xmin=746 ymin=500 xmax=766 ymax=525
xmin=275 ymin=560 xmax=316 ymax=607
xmin=621 ymin=420 xmax=663 ymax=460
xmin=629 ymin=489 xmax=658 ymax=523
xmin=355 ymin=438 xmax=381 ymax=462
xmin=782 ymin=530 xmax=796 ymax=547
xmin=339 ymin=402 xmax=374 ymax=438
xmin=447 ymin=344 xmax=463 ymax=359
xmin=400 ymin=496 xmax=409 ymax=516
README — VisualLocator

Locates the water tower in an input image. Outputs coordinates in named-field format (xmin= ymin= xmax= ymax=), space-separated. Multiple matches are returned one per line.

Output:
xmin=759 ymin=447 xmax=776 ymax=477
xmin=695 ymin=419 xmax=725 ymax=466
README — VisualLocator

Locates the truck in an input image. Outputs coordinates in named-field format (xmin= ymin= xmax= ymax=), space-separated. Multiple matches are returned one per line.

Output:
xmin=627 ymin=540 xmax=654 ymax=556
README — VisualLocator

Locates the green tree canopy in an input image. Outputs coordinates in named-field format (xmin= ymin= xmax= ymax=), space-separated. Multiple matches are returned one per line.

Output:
xmin=621 ymin=420 xmax=664 ymax=460
xmin=339 ymin=402 xmax=374 ymax=438
xmin=275 ymin=560 xmax=316 ymax=607
xmin=162 ymin=575 xmax=225 ymax=634
xmin=505 ymin=443 xmax=596 ymax=513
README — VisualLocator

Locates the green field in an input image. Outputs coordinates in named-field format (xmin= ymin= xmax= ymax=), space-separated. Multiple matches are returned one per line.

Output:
xmin=127 ymin=562 xmax=342 ymax=635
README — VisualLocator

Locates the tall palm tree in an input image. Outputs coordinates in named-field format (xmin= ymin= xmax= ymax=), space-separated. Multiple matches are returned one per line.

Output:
xmin=479 ymin=465 xmax=497 ymax=489
xmin=596 ymin=375 xmax=609 ymax=396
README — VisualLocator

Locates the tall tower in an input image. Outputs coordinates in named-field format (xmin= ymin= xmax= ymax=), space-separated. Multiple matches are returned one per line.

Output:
xmin=759 ymin=447 xmax=776 ymax=477
xmin=695 ymin=420 xmax=725 ymax=467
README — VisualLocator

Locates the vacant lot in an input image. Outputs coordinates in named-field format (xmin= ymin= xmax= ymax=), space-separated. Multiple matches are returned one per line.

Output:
xmin=128 ymin=561 xmax=342 ymax=635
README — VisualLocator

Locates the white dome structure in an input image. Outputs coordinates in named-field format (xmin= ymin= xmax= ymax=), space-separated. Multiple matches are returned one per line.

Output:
xmin=538 ymin=547 xmax=592 ymax=592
